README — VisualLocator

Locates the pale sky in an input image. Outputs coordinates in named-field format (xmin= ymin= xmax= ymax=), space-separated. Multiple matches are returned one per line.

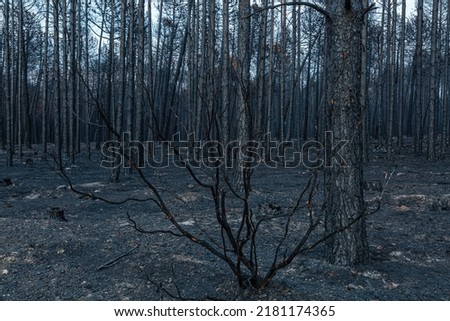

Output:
xmin=406 ymin=0 xmax=416 ymax=14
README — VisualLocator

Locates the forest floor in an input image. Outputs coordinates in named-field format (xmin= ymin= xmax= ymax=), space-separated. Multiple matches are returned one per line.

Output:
xmin=1 ymin=145 xmax=450 ymax=301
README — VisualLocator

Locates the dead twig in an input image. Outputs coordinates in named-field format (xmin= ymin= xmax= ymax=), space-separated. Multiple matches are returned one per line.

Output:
xmin=127 ymin=212 xmax=183 ymax=237
xmin=146 ymin=272 xmax=222 ymax=301
xmin=97 ymin=244 xmax=140 ymax=271
xmin=245 ymin=2 xmax=330 ymax=20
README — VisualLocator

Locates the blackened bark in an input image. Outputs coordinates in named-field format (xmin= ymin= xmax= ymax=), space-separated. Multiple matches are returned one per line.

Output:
xmin=324 ymin=0 xmax=369 ymax=265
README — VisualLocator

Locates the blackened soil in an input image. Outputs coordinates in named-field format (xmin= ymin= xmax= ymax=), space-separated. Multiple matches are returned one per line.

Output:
xmin=1 ymin=147 xmax=449 ymax=300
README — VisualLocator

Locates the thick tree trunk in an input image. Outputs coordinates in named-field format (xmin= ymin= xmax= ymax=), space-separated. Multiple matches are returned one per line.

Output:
xmin=324 ymin=0 xmax=369 ymax=265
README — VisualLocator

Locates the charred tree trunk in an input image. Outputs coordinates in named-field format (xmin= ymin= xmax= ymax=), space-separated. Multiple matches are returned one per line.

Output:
xmin=428 ymin=0 xmax=439 ymax=161
xmin=414 ymin=0 xmax=424 ymax=155
xmin=53 ymin=0 xmax=62 ymax=165
xmin=69 ymin=0 xmax=77 ymax=163
xmin=443 ymin=0 xmax=450 ymax=157
xmin=398 ymin=0 xmax=406 ymax=149
xmin=41 ymin=0 xmax=50 ymax=158
xmin=4 ymin=0 xmax=13 ymax=166
xmin=324 ymin=0 xmax=369 ymax=265
xmin=236 ymin=0 xmax=251 ymax=192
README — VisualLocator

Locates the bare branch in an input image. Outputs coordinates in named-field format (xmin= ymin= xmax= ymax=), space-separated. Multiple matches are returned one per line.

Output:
xmin=97 ymin=245 xmax=139 ymax=271
xmin=127 ymin=212 xmax=184 ymax=237
xmin=246 ymin=2 xmax=330 ymax=20
xmin=52 ymin=156 xmax=158 ymax=206
xmin=363 ymin=3 xmax=377 ymax=16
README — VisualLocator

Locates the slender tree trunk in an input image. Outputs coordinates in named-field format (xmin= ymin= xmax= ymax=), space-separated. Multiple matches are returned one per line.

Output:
xmin=107 ymin=0 xmax=115 ymax=142
xmin=387 ymin=0 xmax=397 ymax=160
xmin=187 ymin=0 xmax=196 ymax=143
xmin=19 ymin=0 xmax=32 ymax=151
xmin=398 ymin=0 xmax=406 ymax=149
xmin=443 ymin=0 xmax=450 ymax=157
xmin=75 ymin=0 xmax=82 ymax=154
xmin=324 ymin=0 xmax=369 ymax=265
xmin=236 ymin=0 xmax=251 ymax=191
xmin=207 ymin=0 xmax=216 ymax=139
xmin=42 ymin=0 xmax=50 ymax=157
xmin=17 ymin=0 xmax=24 ymax=158
xmin=126 ymin=0 xmax=135 ymax=146
xmin=111 ymin=0 xmax=127 ymax=182
xmin=296 ymin=8 xmax=303 ymax=143
xmin=62 ymin=0 xmax=69 ymax=158
xmin=69 ymin=0 xmax=77 ymax=163
xmin=221 ymin=0 xmax=231 ymax=145
xmin=280 ymin=0 xmax=286 ymax=142
xmin=361 ymin=0 xmax=369 ymax=162
xmin=266 ymin=0 xmax=275 ymax=138
xmin=376 ymin=0 xmax=386 ymax=145
xmin=53 ymin=0 xmax=62 ymax=165
xmin=95 ymin=2 xmax=105 ymax=150
xmin=415 ymin=0 xmax=424 ymax=155
xmin=303 ymin=14 xmax=313 ymax=141
xmin=4 ymin=0 xmax=13 ymax=166
xmin=256 ymin=0 xmax=268 ymax=140
xmin=428 ymin=0 xmax=439 ymax=161
xmin=135 ymin=0 xmax=145 ymax=166
xmin=153 ymin=2 xmax=163 ymax=137
xmin=85 ymin=0 xmax=92 ymax=159
xmin=287 ymin=6 xmax=297 ymax=141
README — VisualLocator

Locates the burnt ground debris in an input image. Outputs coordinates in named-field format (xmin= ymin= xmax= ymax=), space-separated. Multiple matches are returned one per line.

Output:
xmin=0 ymin=147 xmax=449 ymax=301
